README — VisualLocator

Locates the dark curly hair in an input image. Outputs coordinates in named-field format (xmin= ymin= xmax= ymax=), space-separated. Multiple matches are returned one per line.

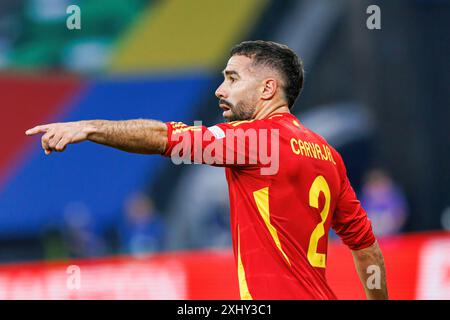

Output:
xmin=230 ymin=40 xmax=304 ymax=109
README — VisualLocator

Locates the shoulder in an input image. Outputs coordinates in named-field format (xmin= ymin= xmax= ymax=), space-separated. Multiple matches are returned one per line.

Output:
xmin=208 ymin=114 xmax=299 ymax=138
xmin=211 ymin=118 xmax=274 ymax=134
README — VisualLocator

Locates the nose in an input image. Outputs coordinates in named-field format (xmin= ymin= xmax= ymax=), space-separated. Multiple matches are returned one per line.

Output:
xmin=215 ymin=82 xmax=226 ymax=99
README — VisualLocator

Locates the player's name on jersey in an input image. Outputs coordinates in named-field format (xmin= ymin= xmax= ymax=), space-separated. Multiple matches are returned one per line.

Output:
xmin=290 ymin=138 xmax=336 ymax=165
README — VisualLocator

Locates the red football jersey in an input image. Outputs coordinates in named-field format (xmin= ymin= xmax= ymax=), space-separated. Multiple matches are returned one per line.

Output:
xmin=163 ymin=112 xmax=375 ymax=300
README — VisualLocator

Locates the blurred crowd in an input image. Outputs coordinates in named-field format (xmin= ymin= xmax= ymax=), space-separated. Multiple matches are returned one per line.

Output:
xmin=41 ymin=191 xmax=167 ymax=260
xmin=38 ymin=167 xmax=409 ymax=261
xmin=360 ymin=168 xmax=408 ymax=236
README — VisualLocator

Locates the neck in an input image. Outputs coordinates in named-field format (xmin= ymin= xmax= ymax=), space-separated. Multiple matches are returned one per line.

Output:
xmin=252 ymin=101 xmax=291 ymax=120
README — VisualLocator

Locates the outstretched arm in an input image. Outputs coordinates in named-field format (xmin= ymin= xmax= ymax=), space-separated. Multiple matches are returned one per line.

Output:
xmin=25 ymin=119 xmax=168 ymax=155
xmin=352 ymin=241 xmax=388 ymax=300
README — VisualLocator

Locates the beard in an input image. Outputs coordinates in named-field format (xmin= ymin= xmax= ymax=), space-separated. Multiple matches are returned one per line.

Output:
xmin=220 ymin=99 xmax=256 ymax=122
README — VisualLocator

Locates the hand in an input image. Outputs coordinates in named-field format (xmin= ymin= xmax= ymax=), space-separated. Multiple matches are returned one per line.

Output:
xmin=25 ymin=121 xmax=90 ymax=155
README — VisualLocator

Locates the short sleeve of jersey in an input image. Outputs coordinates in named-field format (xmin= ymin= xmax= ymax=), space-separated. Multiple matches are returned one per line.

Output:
xmin=163 ymin=120 xmax=276 ymax=168
xmin=331 ymin=151 xmax=376 ymax=250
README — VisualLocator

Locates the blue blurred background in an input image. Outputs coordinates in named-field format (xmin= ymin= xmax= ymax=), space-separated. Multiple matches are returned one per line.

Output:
xmin=0 ymin=0 xmax=449 ymax=262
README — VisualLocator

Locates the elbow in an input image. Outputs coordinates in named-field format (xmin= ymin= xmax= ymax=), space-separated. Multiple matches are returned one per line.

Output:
xmin=144 ymin=121 xmax=168 ymax=155
xmin=156 ymin=124 xmax=169 ymax=154
xmin=352 ymin=240 xmax=384 ymax=263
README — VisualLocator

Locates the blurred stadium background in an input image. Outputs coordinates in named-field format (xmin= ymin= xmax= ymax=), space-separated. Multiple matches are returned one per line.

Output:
xmin=0 ymin=0 xmax=449 ymax=299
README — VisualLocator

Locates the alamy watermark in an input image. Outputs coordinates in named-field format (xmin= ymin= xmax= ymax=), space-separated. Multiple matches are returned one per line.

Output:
xmin=366 ymin=264 xmax=381 ymax=290
xmin=66 ymin=265 xmax=81 ymax=290
xmin=65 ymin=5 xmax=380 ymax=32
xmin=66 ymin=5 xmax=81 ymax=30
xmin=168 ymin=121 xmax=280 ymax=176
xmin=366 ymin=5 xmax=381 ymax=30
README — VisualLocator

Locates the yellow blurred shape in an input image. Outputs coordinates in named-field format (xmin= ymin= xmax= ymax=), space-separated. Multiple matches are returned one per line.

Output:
xmin=109 ymin=0 xmax=267 ymax=73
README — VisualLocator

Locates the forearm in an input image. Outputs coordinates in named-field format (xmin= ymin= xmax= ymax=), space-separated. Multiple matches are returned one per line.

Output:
xmin=84 ymin=119 xmax=168 ymax=154
xmin=352 ymin=241 xmax=388 ymax=300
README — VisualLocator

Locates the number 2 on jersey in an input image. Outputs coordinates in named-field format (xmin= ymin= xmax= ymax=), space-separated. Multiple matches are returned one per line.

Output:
xmin=308 ymin=175 xmax=331 ymax=268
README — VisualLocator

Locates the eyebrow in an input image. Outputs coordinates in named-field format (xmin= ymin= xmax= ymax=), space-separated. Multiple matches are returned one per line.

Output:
xmin=222 ymin=70 xmax=240 ymax=77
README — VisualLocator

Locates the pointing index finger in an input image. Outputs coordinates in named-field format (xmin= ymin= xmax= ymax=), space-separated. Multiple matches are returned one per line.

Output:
xmin=25 ymin=125 xmax=49 ymax=136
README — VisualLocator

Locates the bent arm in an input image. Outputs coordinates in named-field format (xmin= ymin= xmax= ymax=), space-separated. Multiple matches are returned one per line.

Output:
xmin=352 ymin=241 xmax=388 ymax=300
xmin=26 ymin=119 xmax=168 ymax=155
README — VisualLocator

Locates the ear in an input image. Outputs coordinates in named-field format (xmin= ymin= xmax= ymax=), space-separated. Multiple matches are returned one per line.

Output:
xmin=260 ymin=78 xmax=278 ymax=100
